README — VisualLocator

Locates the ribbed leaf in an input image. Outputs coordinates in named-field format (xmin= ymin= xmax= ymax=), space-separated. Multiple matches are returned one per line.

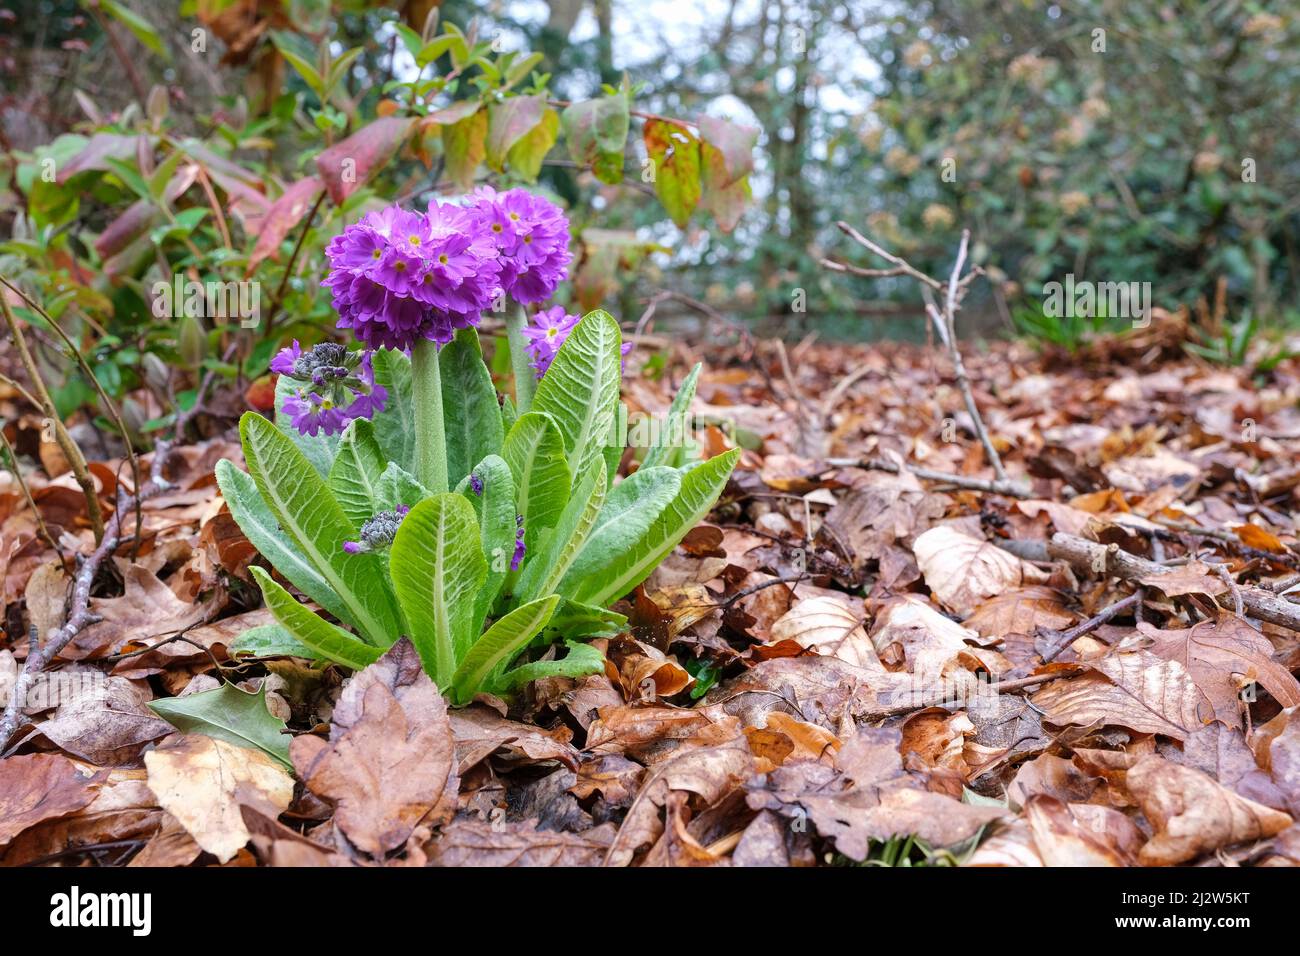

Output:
xmin=374 ymin=461 xmax=429 ymax=513
xmin=642 ymin=362 xmax=701 ymax=469
xmin=440 ymin=328 xmax=504 ymax=488
xmin=327 ymin=418 xmax=387 ymax=527
xmin=496 ymin=641 xmax=606 ymax=694
xmin=501 ymin=411 xmax=571 ymax=556
xmin=216 ymin=459 xmax=352 ymax=626
xmin=515 ymin=458 xmax=606 ymax=604
xmin=454 ymin=454 xmax=516 ymax=630
xmin=560 ymin=465 xmax=681 ymax=597
xmin=251 ymin=567 xmax=383 ymax=670
xmin=531 ymin=310 xmax=622 ymax=479
xmin=371 ymin=347 xmax=416 ymax=473
xmin=274 ymin=375 xmax=339 ymax=477
xmin=450 ymin=595 xmax=560 ymax=705
xmin=389 ymin=493 xmax=487 ymax=686
xmin=238 ymin=413 xmax=402 ymax=646
xmin=571 ymin=449 xmax=740 ymax=606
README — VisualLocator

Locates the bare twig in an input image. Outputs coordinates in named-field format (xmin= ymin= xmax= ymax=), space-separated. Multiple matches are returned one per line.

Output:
xmin=0 ymin=293 xmax=103 ymax=540
xmin=822 ymin=456 xmax=1033 ymax=498
xmin=0 ymin=426 xmax=62 ymax=559
xmin=1039 ymin=592 xmax=1142 ymax=663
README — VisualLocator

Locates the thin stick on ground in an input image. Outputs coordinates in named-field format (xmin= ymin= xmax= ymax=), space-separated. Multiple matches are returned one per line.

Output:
xmin=0 ymin=293 xmax=103 ymax=541
xmin=822 ymin=456 xmax=1033 ymax=498
xmin=1039 ymin=591 xmax=1142 ymax=663
xmin=822 ymin=222 xmax=1012 ymax=484
xmin=0 ymin=426 xmax=62 ymax=560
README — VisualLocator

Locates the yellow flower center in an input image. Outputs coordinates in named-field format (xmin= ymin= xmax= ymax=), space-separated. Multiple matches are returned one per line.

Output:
xmin=409 ymin=236 xmax=421 ymax=246
xmin=438 ymin=254 xmax=449 ymax=264
xmin=393 ymin=260 xmax=406 ymax=272
xmin=372 ymin=249 xmax=382 ymax=260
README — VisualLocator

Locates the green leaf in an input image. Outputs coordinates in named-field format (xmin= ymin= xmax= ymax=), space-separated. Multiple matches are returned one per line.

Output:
xmin=272 ymin=34 xmax=325 ymax=100
xmin=642 ymin=363 xmax=701 ymax=469
xmin=560 ymin=465 xmax=681 ymax=596
xmin=532 ymin=310 xmax=622 ymax=480
xmin=501 ymin=412 xmax=571 ymax=557
xmin=570 ymin=449 xmax=740 ymax=606
xmin=486 ymin=94 xmax=544 ymax=171
xmin=515 ymin=459 xmax=606 ymax=604
xmin=229 ymin=623 xmax=322 ymax=661
xmin=149 ymin=681 xmax=291 ymax=769
xmin=215 ymin=459 xmax=351 ymax=627
xmin=455 ymin=454 xmax=516 ymax=631
xmin=496 ymin=641 xmax=606 ymax=694
xmin=507 ymin=106 xmax=559 ymax=182
xmin=101 ymin=0 xmax=172 ymax=62
xmin=440 ymin=328 xmax=504 ymax=488
xmin=562 ymin=94 xmax=629 ymax=165
xmin=443 ymin=109 xmax=488 ymax=191
xmin=450 ymin=595 xmax=560 ymax=705
xmin=274 ymin=375 xmax=339 ymax=477
xmin=238 ymin=413 xmax=403 ymax=646
xmin=327 ymin=419 xmax=387 ymax=527
xmin=251 ymin=566 xmax=384 ymax=671
xmin=547 ymin=599 xmax=628 ymax=640
xmin=371 ymin=348 xmax=416 ymax=474
xmin=375 ymin=461 xmax=429 ymax=513
xmin=643 ymin=119 xmax=701 ymax=228
xmin=389 ymin=493 xmax=487 ymax=686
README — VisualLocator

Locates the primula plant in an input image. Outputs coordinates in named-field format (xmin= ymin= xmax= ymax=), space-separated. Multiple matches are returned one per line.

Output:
xmin=216 ymin=188 xmax=738 ymax=704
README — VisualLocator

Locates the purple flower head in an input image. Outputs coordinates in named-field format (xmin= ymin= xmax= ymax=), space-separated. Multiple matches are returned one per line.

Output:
xmin=470 ymin=187 xmax=571 ymax=304
xmin=511 ymin=514 xmax=526 ymax=571
xmin=469 ymin=472 xmax=484 ymax=496
xmin=273 ymin=341 xmax=388 ymax=437
xmin=323 ymin=202 xmax=501 ymax=352
xmin=522 ymin=307 xmax=633 ymax=379
xmin=343 ymin=504 xmax=410 ymax=555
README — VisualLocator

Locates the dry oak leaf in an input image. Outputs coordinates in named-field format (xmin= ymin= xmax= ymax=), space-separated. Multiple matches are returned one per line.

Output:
xmin=427 ymin=819 xmax=616 ymax=867
xmin=912 ymin=525 xmax=1048 ymax=617
xmin=1140 ymin=616 xmax=1300 ymax=728
xmin=144 ymin=734 xmax=294 ymax=863
xmin=768 ymin=594 xmax=882 ymax=669
xmin=1126 ymin=754 xmax=1293 ymax=865
xmin=605 ymin=738 xmax=754 ymax=867
xmin=1031 ymin=651 xmax=1207 ymax=741
xmin=0 ymin=753 xmax=103 ymax=847
xmin=746 ymin=726 xmax=1006 ymax=860
xmin=291 ymin=639 xmax=457 ymax=857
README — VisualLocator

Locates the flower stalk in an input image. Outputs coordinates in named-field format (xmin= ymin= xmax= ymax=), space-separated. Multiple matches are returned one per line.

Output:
xmin=412 ymin=338 xmax=448 ymax=493
xmin=506 ymin=304 xmax=536 ymax=414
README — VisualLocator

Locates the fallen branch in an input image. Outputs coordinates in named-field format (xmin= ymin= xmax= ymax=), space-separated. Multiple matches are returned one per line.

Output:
xmin=824 ymin=456 xmax=1033 ymax=498
xmin=1038 ymin=592 xmax=1142 ymax=663
xmin=1044 ymin=532 xmax=1300 ymax=632
xmin=0 ymin=472 xmax=169 ymax=754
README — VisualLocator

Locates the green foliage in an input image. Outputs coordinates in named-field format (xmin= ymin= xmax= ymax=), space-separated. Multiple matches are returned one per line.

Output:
xmin=148 ymin=681 xmax=292 ymax=769
xmin=218 ymin=311 xmax=738 ymax=703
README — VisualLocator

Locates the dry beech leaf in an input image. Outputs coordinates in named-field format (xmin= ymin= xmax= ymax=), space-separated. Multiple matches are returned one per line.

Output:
xmin=428 ymin=819 xmax=616 ymax=867
xmin=1024 ymin=794 xmax=1135 ymax=866
xmin=606 ymin=739 xmax=754 ymax=867
xmin=871 ymin=595 xmax=1008 ymax=683
xmin=144 ymin=734 xmax=294 ymax=863
xmin=768 ymin=594 xmax=880 ymax=669
xmin=1031 ymin=651 xmax=1206 ymax=740
xmin=32 ymin=673 xmax=172 ymax=765
xmin=0 ymin=753 xmax=102 ymax=847
xmin=291 ymin=639 xmax=457 ymax=857
xmin=586 ymin=703 xmax=742 ymax=763
xmin=1140 ymin=616 xmax=1300 ymax=727
xmin=1136 ymin=561 xmax=1229 ymax=599
xmin=450 ymin=705 xmax=578 ymax=773
xmin=964 ymin=585 xmax=1077 ymax=640
xmin=1126 ymin=754 xmax=1292 ymax=865
xmin=913 ymin=525 xmax=1048 ymax=617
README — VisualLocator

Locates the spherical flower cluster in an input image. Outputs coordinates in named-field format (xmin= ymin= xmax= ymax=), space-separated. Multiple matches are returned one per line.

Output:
xmin=270 ymin=341 xmax=387 ymax=437
xmin=522 ymin=306 xmax=632 ymax=379
xmin=322 ymin=202 xmax=502 ymax=351
xmin=343 ymin=505 xmax=410 ymax=555
xmin=470 ymin=186 xmax=572 ymax=304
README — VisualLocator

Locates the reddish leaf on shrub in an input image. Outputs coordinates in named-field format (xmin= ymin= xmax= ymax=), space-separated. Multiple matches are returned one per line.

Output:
xmin=315 ymin=117 xmax=415 ymax=205
xmin=248 ymin=176 xmax=324 ymax=271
